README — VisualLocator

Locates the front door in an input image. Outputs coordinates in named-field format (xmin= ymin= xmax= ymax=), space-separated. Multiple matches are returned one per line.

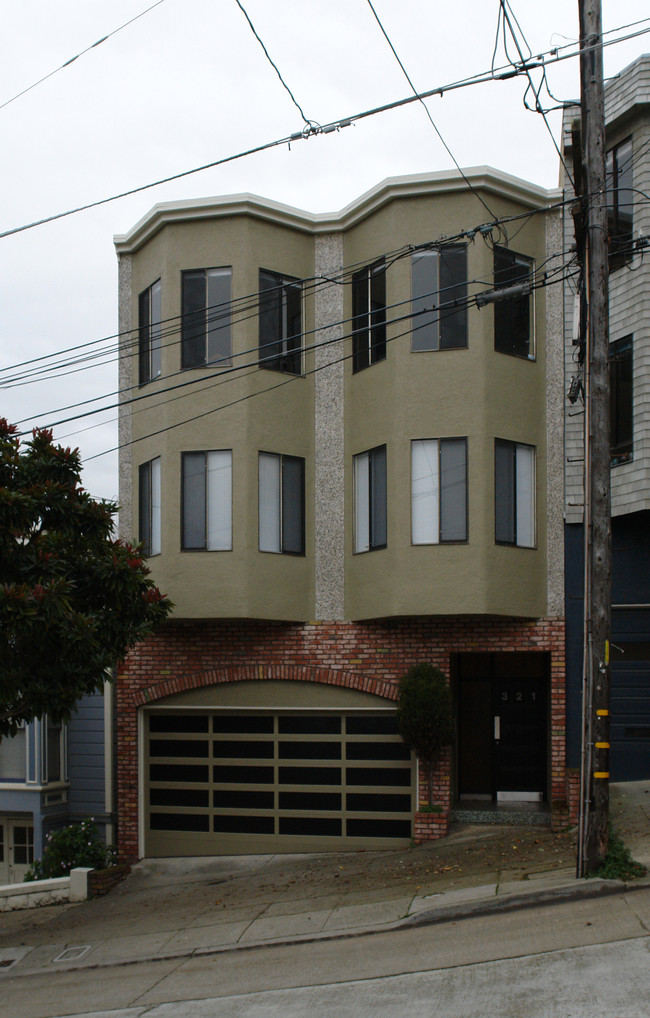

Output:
xmin=0 ymin=820 xmax=34 ymax=882
xmin=457 ymin=653 xmax=548 ymax=801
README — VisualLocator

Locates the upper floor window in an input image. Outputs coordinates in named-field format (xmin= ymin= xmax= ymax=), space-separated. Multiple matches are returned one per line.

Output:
xmin=606 ymin=138 xmax=633 ymax=270
xmin=354 ymin=445 xmax=387 ymax=552
xmin=610 ymin=336 xmax=633 ymax=465
xmin=493 ymin=247 xmax=534 ymax=359
xmin=412 ymin=438 xmax=467 ymax=544
xmin=182 ymin=450 xmax=233 ymax=550
xmin=139 ymin=279 xmax=162 ymax=385
xmin=139 ymin=457 xmax=161 ymax=557
xmin=259 ymin=452 xmax=305 ymax=554
xmin=259 ymin=270 xmax=302 ymax=374
xmin=182 ymin=267 xmax=232 ymax=369
xmin=495 ymin=439 xmax=536 ymax=548
xmin=0 ymin=723 xmax=26 ymax=782
xmin=411 ymin=246 xmax=467 ymax=351
xmin=46 ymin=718 xmax=64 ymax=783
xmin=0 ymin=719 xmax=66 ymax=785
xmin=352 ymin=260 xmax=386 ymax=372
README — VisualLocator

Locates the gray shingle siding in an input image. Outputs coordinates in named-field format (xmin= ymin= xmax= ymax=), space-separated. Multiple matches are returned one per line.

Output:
xmin=67 ymin=692 xmax=106 ymax=817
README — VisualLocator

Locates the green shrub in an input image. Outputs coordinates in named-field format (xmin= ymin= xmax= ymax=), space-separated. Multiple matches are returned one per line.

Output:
xmin=595 ymin=825 xmax=646 ymax=881
xmin=24 ymin=820 xmax=116 ymax=881
xmin=397 ymin=663 xmax=454 ymax=808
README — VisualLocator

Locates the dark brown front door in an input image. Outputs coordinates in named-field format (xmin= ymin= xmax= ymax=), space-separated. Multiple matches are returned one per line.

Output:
xmin=457 ymin=653 xmax=548 ymax=801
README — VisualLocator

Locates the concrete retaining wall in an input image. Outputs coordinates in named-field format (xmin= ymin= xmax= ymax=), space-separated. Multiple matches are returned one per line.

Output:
xmin=0 ymin=867 xmax=91 ymax=911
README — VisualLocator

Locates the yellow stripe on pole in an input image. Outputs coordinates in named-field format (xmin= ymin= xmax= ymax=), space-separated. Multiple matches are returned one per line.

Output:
xmin=596 ymin=709 xmax=609 ymax=716
xmin=595 ymin=742 xmax=610 ymax=749
xmin=594 ymin=772 xmax=609 ymax=779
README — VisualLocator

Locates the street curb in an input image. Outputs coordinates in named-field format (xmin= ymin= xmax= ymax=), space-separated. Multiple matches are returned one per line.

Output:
xmin=402 ymin=877 xmax=634 ymax=927
xmin=5 ymin=875 xmax=650 ymax=980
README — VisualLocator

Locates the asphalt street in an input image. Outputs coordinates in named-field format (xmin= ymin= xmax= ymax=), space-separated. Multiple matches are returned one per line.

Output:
xmin=0 ymin=781 xmax=648 ymax=1017
xmin=2 ymin=885 xmax=650 ymax=1017
xmin=40 ymin=937 xmax=650 ymax=1018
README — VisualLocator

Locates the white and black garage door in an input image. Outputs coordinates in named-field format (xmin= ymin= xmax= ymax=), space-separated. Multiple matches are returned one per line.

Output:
xmin=143 ymin=681 xmax=415 ymax=856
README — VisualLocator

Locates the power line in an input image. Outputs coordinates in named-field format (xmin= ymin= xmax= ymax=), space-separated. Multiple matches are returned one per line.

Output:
xmin=6 ymin=24 xmax=650 ymax=243
xmin=3 ymin=188 xmax=620 ymax=402
xmin=364 ymin=0 xmax=497 ymax=220
xmin=83 ymin=258 xmax=577 ymax=461
xmin=233 ymin=0 xmax=313 ymax=127
xmin=5 ymin=195 xmax=572 ymax=400
xmin=0 ymin=0 xmax=169 ymax=113
xmin=497 ymin=0 xmax=576 ymax=189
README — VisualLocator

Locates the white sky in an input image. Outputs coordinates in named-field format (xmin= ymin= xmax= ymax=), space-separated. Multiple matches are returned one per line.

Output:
xmin=0 ymin=0 xmax=648 ymax=504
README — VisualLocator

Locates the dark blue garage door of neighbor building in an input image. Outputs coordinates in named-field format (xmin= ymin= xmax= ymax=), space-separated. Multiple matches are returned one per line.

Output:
xmin=611 ymin=608 xmax=650 ymax=781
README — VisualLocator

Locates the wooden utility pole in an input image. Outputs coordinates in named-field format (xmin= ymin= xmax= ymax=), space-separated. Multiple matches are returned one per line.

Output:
xmin=577 ymin=0 xmax=612 ymax=876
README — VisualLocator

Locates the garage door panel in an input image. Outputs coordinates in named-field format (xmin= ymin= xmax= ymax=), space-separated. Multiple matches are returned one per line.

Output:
xmin=150 ymin=739 xmax=209 ymax=758
xmin=278 ymin=715 xmax=341 ymax=734
xmin=347 ymin=765 xmax=411 ymax=787
xmin=150 ymin=715 xmax=208 ymax=733
xmin=277 ymin=767 xmax=342 ymax=786
xmin=150 ymin=764 xmax=209 ymax=782
xmin=213 ymin=716 xmax=273 ymax=733
xmin=145 ymin=707 xmax=414 ymax=855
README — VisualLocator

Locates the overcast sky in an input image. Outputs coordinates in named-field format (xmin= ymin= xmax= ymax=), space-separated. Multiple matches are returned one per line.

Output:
xmin=1 ymin=0 xmax=648 ymax=505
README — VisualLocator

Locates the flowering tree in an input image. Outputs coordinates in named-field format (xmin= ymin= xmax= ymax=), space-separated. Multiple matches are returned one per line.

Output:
xmin=0 ymin=420 xmax=172 ymax=737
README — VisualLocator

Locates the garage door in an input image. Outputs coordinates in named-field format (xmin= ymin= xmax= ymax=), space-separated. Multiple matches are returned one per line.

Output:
xmin=611 ymin=609 xmax=650 ymax=780
xmin=144 ymin=695 xmax=414 ymax=856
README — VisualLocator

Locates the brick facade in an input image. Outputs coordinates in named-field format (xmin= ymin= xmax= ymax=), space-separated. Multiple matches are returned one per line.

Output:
xmin=116 ymin=616 xmax=566 ymax=859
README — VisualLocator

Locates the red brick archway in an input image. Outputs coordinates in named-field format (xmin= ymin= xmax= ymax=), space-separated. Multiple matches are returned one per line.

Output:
xmin=133 ymin=663 xmax=400 ymax=709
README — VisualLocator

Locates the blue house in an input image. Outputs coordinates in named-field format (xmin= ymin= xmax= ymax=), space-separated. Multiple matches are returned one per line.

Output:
xmin=0 ymin=688 xmax=113 ymax=882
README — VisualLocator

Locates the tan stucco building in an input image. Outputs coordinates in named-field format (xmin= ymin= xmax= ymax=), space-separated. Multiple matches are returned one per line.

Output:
xmin=114 ymin=169 xmax=568 ymax=859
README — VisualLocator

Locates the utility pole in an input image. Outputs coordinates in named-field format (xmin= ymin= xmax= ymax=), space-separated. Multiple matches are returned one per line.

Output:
xmin=576 ymin=0 xmax=611 ymax=877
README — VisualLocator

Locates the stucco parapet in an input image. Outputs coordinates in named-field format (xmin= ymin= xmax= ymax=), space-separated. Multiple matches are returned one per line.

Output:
xmin=114 ymin=168 xmax=557 ymax=254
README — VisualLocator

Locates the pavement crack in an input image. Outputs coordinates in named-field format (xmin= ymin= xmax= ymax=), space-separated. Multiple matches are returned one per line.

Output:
xmin=131 ymin=955 xmax=188 ymax=1007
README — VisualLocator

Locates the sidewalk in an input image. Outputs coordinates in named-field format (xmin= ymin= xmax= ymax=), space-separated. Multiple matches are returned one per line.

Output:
xmin=0 ymin=782 xmax=648 ymax=980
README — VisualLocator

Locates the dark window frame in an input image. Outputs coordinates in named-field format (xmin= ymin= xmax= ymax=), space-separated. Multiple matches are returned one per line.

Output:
xmin=354 ymin=445 xmax=387 ymax=553
xmin=258 ymin=269 xmax=302 ymax=375
xmin=494 ymin=439 xmax=536 ymax=548
xmin=352 ymin=260 xmax=386 ymax=372
xmin=181 ymin=450 xmax=233 ymax=551
xmin=606 ymin=137 xmax=633 ymax=271
xmin=411 ymin=438 xmax=468 ymax=544
xmin=493 ymin=247 xmax=534 ymax=359
xmin=258 ymin=452 xmax=305 ymax=555
xmin=411 ymin=246 xmax=468 ymax=352
xmin=138 ymin=279 xmax=162 ymax=385
xmin=139 ymin=457 xmax=161 ymax=557
xmin=610 ymin=335 xmax=633 ymax=465
xmin=181 ymin=267 xmax=232 ymax=370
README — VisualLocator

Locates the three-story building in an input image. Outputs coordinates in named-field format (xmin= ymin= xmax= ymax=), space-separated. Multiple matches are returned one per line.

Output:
xmin=115 ymin=168 xmax=567 ymax=859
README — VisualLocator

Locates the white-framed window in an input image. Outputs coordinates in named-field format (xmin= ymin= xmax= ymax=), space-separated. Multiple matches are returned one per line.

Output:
xmin=259 ymin=270 xmax=302 ymax=374
xmin=354 ymin=445 xmax=387 ymax=553
xmin=411 ymin=246 xmax=467 ymax=351
xmin=411 ymin=439 xmax=467 ymax=544
xmin=139 ymin=457 xmax=161 ymax=557
xmin=495 ymin=439 xmax=536 ymax=548
xmin=493 ymin=247 xmax=534 ymax=359
xmin=352 ymin=261 xmax=386 ymax=372
xmin=182 ymin=267 xmax=232 ymax=369
xmin=138 ymin=279 xmax=162 ymax=384
xmin=0 ymin=722 xmax=27 ymax=783
xmin=259 ymin=452 xmax=305 ymax=554
xmin=182 ymin=450 xmax=233 ymax=551
xmin=44 ymin=717 xmax=66 ymax=784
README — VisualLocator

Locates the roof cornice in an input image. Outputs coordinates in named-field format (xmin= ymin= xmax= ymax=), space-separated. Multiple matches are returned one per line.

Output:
xmin=114 ymin=167 xmax=555 ymax=254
